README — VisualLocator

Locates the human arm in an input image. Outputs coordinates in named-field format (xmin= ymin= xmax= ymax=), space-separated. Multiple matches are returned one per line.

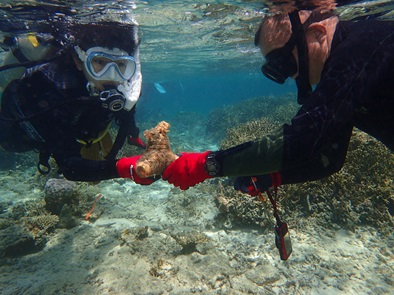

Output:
xmin=58 ymin=154 xmax=157 ymax=184
xmin=233 ymin=123 xmax=352 ymax=195
xmin=163 ymin=99 xmax=354 ymax=190
xmin=163 ymin=75 xmax=357 ymax=190
xmin=125 ymin=105 xmax=146 ymax=148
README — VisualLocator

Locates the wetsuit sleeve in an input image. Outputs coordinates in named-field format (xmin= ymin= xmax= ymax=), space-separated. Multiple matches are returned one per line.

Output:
xmin=128 ymin=105 xmax=140 ymax=138
xmin=279 ymin=123 xmax=353 ymax=185
xmin=216 ymin=81 xmax=357 ymax=182
xmin=218 ymin=127 xmax=284 ymax=176
xmin=59 ymin=156 xmax=120 ymax=181
xmin=216 ymin=100 xmax=354 ymax=183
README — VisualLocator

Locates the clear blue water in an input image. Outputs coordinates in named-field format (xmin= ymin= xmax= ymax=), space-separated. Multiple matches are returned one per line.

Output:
xmin=0 ymin=0 xmax=392 ymax=118
xmin=0 ymin=0 xmax=297 ymax=116
xmin=0 ymin=1 xmax=393 ymax=294
xmin=138 ymin=72 xmax=294 ymax=116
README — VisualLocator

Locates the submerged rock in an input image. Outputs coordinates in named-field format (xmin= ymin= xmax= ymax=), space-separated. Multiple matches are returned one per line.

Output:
xmin=44 ymin=178 xmax=77 ymax=214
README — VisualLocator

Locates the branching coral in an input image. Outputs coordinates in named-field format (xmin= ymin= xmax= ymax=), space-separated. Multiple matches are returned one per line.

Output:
xmin=214 ymin=116 xmax=394 ymax=235
xmin=206 ymin=94 xmax=297 ymax=141
xmin=220 ymin=118 xmax=281 ymax=150
xmin=25 ymin=214 xmax=59 ymax=232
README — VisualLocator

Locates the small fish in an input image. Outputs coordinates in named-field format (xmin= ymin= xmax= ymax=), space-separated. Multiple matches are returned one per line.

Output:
xmin=154 ymin=82 xmax=166 ymax=94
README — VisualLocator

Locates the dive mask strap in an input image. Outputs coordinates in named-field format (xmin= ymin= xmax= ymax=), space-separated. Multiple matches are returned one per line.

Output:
xmin=289 ymin=10 xmax=336 ymax=104
xmin=289 ymin=11 xmax=312 ymax=105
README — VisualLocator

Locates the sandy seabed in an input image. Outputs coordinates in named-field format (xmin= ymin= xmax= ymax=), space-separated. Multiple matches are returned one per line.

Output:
xmin=0 ymin=176 xmax=393 ymax=295
xmin=0 ymin=115 xmax=393 ymax=294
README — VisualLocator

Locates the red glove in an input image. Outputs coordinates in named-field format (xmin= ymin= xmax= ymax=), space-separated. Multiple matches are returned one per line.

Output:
xmin=127 ymin=136 xmax=146 ymax=149
xmin=162 ymin=151 xmax=213 ymax=190
xmin=116 ymin=156 xmax=156 ymax=185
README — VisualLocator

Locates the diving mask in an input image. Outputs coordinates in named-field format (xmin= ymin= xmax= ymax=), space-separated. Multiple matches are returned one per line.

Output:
xmin=261 ymin=35 xmax=298 ymax=84
xmin=75 ymin=46 xmax=136 ymax=82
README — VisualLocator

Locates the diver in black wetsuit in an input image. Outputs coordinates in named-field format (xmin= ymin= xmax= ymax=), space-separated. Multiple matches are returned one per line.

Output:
xmin=0 ymin=21 xmax=153 ymax=183
xmin=160 ymin=9 xmax=394 ymax=193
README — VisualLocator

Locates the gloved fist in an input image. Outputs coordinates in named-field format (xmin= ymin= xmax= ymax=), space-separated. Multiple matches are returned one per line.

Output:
xmin=234 ymin=173 xmax=281 ymax=196
xmin=127 ymin=136 xmax=146 ymax=149
xmin=162 ymin=151 xmax=213 ymax=190
xmin=116 ymin=155 xmax=157 ymax=185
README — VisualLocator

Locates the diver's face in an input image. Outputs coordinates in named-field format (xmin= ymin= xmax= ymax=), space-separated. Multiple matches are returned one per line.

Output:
xmin=256 ymin=15 xmax=301 ymax=84
xmin=73 ymin=46 xmax=136 ymax=90
xmin=73 ymin=53 xmax=121 ymax=90
xmin=83 ymin=71 xmax=120 ymax=91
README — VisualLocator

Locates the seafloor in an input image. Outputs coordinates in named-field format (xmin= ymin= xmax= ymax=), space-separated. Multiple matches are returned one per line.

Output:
xmin=0 ymin=95 xmax=393 ymax=294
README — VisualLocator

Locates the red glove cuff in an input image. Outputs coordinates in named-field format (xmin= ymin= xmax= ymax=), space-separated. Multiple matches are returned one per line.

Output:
xmin=116 ymin=156 xmax=157 ymax=186
xmin=197 ymin=151 xmax=214 ymax=179
xmin=116 ymin=157 xmax=140 ymax=180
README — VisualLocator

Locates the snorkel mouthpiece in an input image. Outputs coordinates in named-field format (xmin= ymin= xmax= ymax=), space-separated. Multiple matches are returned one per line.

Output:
xmin=99 ymin=88 xmax=125 ymax=112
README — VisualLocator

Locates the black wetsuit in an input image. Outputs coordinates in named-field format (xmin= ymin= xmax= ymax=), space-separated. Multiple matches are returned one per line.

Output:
xmin=216 ymin=19 xmax=394 ymax=185
xmin=0 ymin=55 xmax=140 ymax=181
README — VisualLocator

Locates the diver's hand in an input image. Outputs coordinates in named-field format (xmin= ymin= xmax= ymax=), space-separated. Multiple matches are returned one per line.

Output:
xmin=117 ymin=156 xmax=157 ymax=185
xmin=234 ymin=173 xmax=281 ymax=196
xmin=162 ymin=151 xmax=213 ymax=190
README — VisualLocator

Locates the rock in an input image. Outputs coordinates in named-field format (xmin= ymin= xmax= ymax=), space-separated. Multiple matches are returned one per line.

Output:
xmin=44 ymin=178 xmax=77 ymax=214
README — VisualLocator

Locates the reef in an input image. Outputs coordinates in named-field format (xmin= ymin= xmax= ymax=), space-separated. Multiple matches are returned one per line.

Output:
xmin=279 ymin=130 xmax=394 ymax=235
xmin=210 ymin=116 xmax=394 ymax=235
xmin=206 ymin=94 xmax=297 ymax=141
xmin=135 ymin=121 xmax=178 ymax=178
xmin=0 ymin=199 xmax=57 ymax=257
xmin=0 ymin=178 xmax=105 ymax=257
xmin=220 ymin=117 xmax=281 ymax=150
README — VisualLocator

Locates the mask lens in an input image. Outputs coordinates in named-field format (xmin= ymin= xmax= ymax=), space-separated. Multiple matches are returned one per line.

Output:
xmin=261 ymin=36 xmax=297 ymax=84
xmin=87 ymin=52 xmax=136 ymax=81
xmin=262 ymin=63 xmax=287 ymax=84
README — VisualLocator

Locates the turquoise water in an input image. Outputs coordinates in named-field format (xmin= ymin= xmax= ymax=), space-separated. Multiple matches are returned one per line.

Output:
xmin=0 ymin=0 xmax=392 ymax=116
xmin=0 ymin=1 xmax=393 ymax=294
xmin=138 ymin=73 xmax=292 ymax=116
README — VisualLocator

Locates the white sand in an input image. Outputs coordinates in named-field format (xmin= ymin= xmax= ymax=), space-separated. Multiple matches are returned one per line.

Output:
xmin=1 ymin=179 xmax=393 ymax=295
